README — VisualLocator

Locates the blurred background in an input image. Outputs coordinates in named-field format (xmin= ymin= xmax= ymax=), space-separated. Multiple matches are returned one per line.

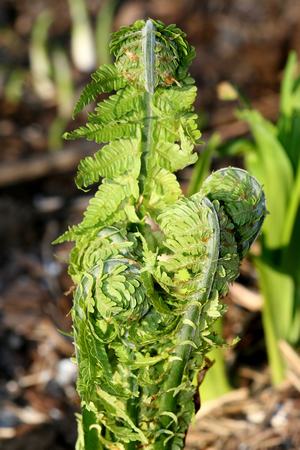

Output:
xmin=1 ymin=1 xmax=300 ymax=449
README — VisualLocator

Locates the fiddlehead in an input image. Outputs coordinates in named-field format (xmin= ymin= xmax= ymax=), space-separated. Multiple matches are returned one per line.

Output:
xmin=55 ymin=19 xmax=266 ymax=450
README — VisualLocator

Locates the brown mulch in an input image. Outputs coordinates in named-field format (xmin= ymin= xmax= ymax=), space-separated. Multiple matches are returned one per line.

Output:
xmin=186 ymin=381 xmax=300 ymax=450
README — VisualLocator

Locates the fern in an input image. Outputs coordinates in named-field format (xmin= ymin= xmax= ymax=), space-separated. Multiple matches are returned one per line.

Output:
xmin=143 ymin=168 xmax=182 ymax=214
xmin=55 ymin=19 xmax=266 ymax=450
xmin=94 ymin=86 xmax=144 ymax=121
xmin=75 ymin=136 xmax=141 ymax=189
xmin=152 ymin=141 xmax=197 ymax=172
xmin=73 ymin=64 xmax=126 ymax=117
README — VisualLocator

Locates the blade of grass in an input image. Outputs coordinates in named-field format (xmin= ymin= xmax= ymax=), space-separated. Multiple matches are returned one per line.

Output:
xmin=49 ymin=48 xmax=74 ymax=151
xmin=255 ymin=259 xmax=295 ymax=383
xmin=53 ymin=48 xmax=74 ymax=119
xmin=282 ymin=158 xmax=300 ymax=245
xmin=278 ymin=51 xmax=300 ymax=171
xmin=215 ymin=52 xmax=300 ymax=387
xmin=279 ymin=51 xmax=297 ymax=117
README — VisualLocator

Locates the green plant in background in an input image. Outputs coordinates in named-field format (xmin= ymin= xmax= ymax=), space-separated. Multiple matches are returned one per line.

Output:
xmin=29 ymin=10 xmax=55 ymax=101
xmin=48 ymin=48 xmax=74 ymax=150
xmin=213 ymin=51 xmax=300 ymax=385
xmin=29 ymin=11 xmax=75 ymax=150
xmin=3 ymin=68 xmax=26 ymax=104
xmin=29 ymin=2 xmax=117 ymax=150
xmin=95 ymin=0 xmax=117 ymax=66
xmin=54 ymin=19 xmax=265 ymax=449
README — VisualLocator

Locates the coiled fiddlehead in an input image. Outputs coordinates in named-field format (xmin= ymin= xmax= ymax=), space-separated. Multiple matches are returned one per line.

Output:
xmin=55 ymin=19 xmax=266 ymax=450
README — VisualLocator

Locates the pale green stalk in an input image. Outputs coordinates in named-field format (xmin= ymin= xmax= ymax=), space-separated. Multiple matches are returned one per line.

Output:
xmin=139 ymin=20 xmax=155 ymax=194
xmin=29 ymin=11 xmax=54 ymax=100
xmin=4 ymin=69 xmax=25 ymax=104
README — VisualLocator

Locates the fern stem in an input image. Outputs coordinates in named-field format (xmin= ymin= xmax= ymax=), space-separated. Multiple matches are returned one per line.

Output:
xmin=139 ymin=92 xmax=153 ymax=194
xmin=126 ymin=376 xmax=139 ymax=450
xmin=142 ymin=19 xmax=156 ymax=94
xmin=128 ymin=20 xmax=157 ymax=436
xmin=139 ymin=20 xmax=156 ymax=196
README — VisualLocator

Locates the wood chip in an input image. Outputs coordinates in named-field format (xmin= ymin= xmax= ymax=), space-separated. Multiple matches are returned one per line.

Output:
xmin=195 ymin=388 xmax=249 ymax=420
xmin=279 ymin=340 xmax=300 ymax=377
xmin=229 ymin=282 xmax=263 ymax=311
xmin=0 ymin=145 xmax=93 ymax=186
xmin=0 ymin=428 xmax=16 ymax=439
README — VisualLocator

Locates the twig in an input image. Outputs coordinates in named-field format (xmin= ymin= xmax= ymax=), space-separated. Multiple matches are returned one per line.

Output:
xmin=195 ymin=387 xmax=249 ymax=420
xmin=0 ymin=145 xmax=94 ymax=187
xmin=279 ymin=340 xmax=300 ymax=377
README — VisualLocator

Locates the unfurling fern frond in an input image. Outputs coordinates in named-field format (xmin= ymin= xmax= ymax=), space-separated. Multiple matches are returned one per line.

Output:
xmin=55 ymin=18 xmax=266 ymax=450
xmin=201 ymin=168 xmax=266 ymax=258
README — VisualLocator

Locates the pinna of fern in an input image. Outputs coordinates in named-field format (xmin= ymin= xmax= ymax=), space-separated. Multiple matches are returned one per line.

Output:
xmin=54 ymin=18 xmax=266 ymax=450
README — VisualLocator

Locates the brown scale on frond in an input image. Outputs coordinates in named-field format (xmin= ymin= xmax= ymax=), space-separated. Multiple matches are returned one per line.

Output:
xmin=164 ymin=74 xmax=180 ymax=86
xmin=122 ymin=70 xmax=138 ymax=82
xmin=125 ymin=49 xmax=139 ymax=62
xmin=201 ymin=233 xmax=211 ymax=243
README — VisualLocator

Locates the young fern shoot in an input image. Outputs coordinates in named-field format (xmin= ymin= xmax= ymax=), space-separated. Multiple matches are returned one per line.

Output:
xmin=55 ymin=19 xmax=266 ymax=450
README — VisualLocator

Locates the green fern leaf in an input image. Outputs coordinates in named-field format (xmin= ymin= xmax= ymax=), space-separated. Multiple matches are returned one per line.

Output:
xmin=153 ymin=195 xmax=213 ymax=292
xmin=55 ymin=177 xmax=139 ymax=243
xmin=73 ymin=64 xmax=126 ymax=117
xmin=52 ymin=222 xmax=95 ymax=244
xmin=94 ymin=86 xmax=144 ymax=122
xmin=153 ymin=85 xmax=197 ymax=115
xmin=80 ymin=175 xmax=139 ymax=229
xmin=64 ymin=121 xmax=139 ymax=143
xmin=75 ymin=137 xmax=141 ymax=189
xmin=153 ymin=141 xmax=197 ymax=172
xmin=143 ymin=168 xmax=182 ymax=213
